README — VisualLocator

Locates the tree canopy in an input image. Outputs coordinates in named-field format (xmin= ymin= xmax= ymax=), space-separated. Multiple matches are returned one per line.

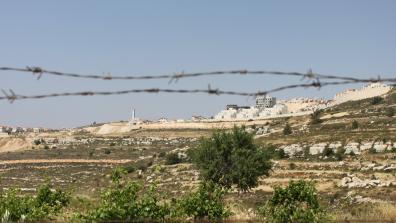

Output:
xmin=190 ymin=126 xmax=272 ymax=192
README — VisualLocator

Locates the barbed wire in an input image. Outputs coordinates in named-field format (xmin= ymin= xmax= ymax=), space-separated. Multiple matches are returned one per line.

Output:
xmin=0 ymin=80 xmax=365 ymax=103
xmin=1 ymin=66 xmax=395 ymax=84
xmin=0 ymin=66 xmax=395 ymax=103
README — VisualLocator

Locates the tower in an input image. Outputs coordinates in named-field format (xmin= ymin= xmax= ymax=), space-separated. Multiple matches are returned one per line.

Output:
xmin=131 ymin=108 xmax=135 ymax=120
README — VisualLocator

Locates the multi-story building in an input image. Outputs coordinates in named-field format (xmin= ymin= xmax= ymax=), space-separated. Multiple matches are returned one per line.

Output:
xmin=255 ymin=95 xmax=276 ymax=108
xmin=214 ymin=95 xmax=287 ymax=120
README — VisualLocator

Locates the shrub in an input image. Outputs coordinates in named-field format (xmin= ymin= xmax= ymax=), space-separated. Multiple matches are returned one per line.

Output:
xmin=104 ymin=148 xmax=111 ymax=155
xmin=351 ymin=120 xmax=359 ymax=129
xmin=158 ymin=151 xmax=166 ymax=158
xmin=33 ymin=139 xmax=42 ymax=145
xmin=385 ymin=107 xmax=395 ymax=117
xmin=264 ymin=145 xmax=287 ymax=160
xmin=190 ymin=126 xmax=272 ymax=192
xmin=78 ymin=171 xmax=170 ymax=222
xmin=322 ymin=147 xmax=334 ymax=157
xmin=289 ymin=162 xmax=297 ymax=170
xmin=165 ymin=152 xmax=182 ymax=165
xmin=335 ymin=147 xmax=346 ymax=161
xmin=371 ymin=96 xmax=383 ymax=105
xmin=123 ymin=164 xmax=136 ymax=173
xmin=258 ymin=180 xmax=326 ymax=223
xmin=283 ymin=123 xmax=292 ymax=135
xmin=368 ymin=147 xmax=377 ymax=154
xmin=0 ymin=183 xmax=70 ymax=222
xmin=178 ymin=181 xmax=231 ymax=221
xmin=310 ymin=109 xmax=323 ymax=124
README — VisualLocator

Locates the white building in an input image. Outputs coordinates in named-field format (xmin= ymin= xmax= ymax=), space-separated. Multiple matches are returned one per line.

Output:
xmin=256 ymin=95 xmax=276 ymax=108
xmin=214 ymin=108 xmax=238 ymax=120
xmin=235 ymin=107 xmax=260 ymax=119
xmin=258 ymin=104 xmax=288 ymax=116
xmin=158 ymin=118 xmax=168 ymax=123
xmin=214 ymin=95 xmax=289 ymax=121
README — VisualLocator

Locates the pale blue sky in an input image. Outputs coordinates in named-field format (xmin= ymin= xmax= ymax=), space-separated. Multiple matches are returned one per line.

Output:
xmin=0 ymin=1 xmax=395 ymax=128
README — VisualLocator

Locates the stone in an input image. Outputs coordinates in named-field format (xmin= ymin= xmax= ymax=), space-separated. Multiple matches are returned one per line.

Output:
xmin=344 ymin=142 xmax=360 ymax=154
xmin=373 ymin=142 xmax=387 ymax=153
xmin=309 ymin=143 xmax=327 ymax=155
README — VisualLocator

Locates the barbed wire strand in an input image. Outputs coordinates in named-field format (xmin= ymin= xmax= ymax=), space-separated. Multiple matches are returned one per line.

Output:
xmin=0 ymin=80 xmax=362 ymax=103
xmin=1 ymin=66 xmax=395 ymax=83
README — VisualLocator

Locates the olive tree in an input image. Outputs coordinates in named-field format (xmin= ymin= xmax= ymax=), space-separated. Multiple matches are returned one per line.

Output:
xmin=258 ymin=180 xmax=326 ymax=223
xmin=190 ymin=126 xmax=272 ymax=192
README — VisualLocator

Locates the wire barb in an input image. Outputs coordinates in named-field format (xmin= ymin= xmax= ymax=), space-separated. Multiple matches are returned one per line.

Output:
xmin=1 ymin=66 xmax=395 ymax=83
xmin=0 ymin=66 xmax=394 ymax=102
xmin=1 ymin=89 xmax=17 ymax=103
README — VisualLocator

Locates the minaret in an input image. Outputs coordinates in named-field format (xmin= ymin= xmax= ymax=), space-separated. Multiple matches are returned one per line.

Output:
xmin=132 ymin=108 xmax=135 ymax=120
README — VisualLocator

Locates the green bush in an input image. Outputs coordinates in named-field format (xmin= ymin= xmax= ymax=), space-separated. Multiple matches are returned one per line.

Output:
xmin=289 ymin=162 xmax=297 ymax=170
xmin=310 ymin=110 xmax=323 ymax=124
xmin=165 ymin=152 xmax=182 ymax=165
xmin=371 ymin=96 xmax=383 ymax=105
xmin=158 ymin=151 xmax=166 ymax=158
xmin=351 ymin=120 xmax=359 ymax=129
xmin=335 ymin=147 xmax=345 ymax=161
xmin=283 ymin=123 xmax=292 ymax=135
xmin=385 ymin=107 xmax=395 ymax=117
xmin=0 ymin=183 xmax=70 ymax=222
xmin=190 ymin=126 xmax=272 ymax=192
xmin=258 ymin=180 xmax=326 ymax=223
xmin=178 ymin=181 xmax=231 ymax=221
xmin=33 ymin=139 xmax=42 ymax=145
xmin=264 ymin=145 xmax=287 ymax=160
xmin=78 ymin=172 xmax=170 ymax=222
xmin=322 ymin=147 xmax=334 ymax=157
xmin=123 ymin=164 xmax=136 ymax=173
xmin=368 ymin=147 xmax=377 ymax=154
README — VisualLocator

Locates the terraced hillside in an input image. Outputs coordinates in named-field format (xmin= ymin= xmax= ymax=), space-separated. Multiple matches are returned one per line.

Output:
xmin=0 ymin=88 xmax=395 ymax=221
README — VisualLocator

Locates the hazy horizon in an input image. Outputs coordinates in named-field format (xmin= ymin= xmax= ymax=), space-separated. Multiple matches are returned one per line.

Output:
xmin=1 ymin=0 xmax=395 ymax=128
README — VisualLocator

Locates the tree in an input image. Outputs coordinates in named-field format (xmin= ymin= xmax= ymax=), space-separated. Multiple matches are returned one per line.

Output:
xmin=190 ymin=126 xmax=272 ymax=192
xmin=351 ymin=120 xmax=359 ymax=129
xmin=310 ymin=109 xmax=322 ymax=124
xmin=283 ymin=123 xmax=292 ymax=135
xmin=258 ymin=180 xmax=326 ymax=223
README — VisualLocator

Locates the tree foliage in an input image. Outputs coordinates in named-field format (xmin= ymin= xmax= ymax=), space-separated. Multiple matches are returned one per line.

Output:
xmin=265 ymin=144 xmax=287 ymax=160
xmin=351 ymin=120 xmax=359 ymax=129
xmin=190 ymin=126 xmax=272 ymax=191
xmin=0 ymin=183 xmax=70 ymax=222
xmin=178 ymin=181 xmax=231 ymax=221
xmin=78 ymin=172 xmax=169 ymax=222
xmin=385 ymin=107 xmax=395 ymax=117
xmin=165 ymin=152 xmax=182 ymax=165
xmin=258 ymin=180 xmax=326 ymax=223
xmin=283 ymin=123 xmax=292 ymax=135
xmin=310 ymin=109 xmax=323 ymax=124
xmin=371 ymin=96 xmax=383 ymax=105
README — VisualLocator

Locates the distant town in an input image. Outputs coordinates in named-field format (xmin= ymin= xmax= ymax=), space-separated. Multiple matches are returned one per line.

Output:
xmin=1 ymin=83 xmax=391 ymax=136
